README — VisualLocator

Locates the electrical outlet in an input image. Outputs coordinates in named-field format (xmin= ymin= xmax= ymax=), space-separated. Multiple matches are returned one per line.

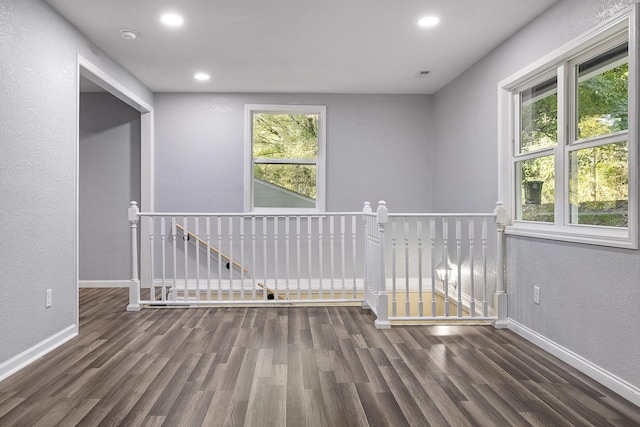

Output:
xmin=533 ymin=286 xmax=540 ymax=305
xmin=46 ymin=289 xmax=52 ymax=308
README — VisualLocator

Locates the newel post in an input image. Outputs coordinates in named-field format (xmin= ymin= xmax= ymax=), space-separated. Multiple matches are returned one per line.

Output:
xmin=494 ymin=201 xmax=510 ymax=328
xmin=127 ymin=201 xmax=141 ymax=312
xmin=374 ymin=201 xmax=391 ymax=329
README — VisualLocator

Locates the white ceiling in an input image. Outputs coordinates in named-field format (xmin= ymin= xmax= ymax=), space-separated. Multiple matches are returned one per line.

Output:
xmin=46 ymin=0 xmax=559 ymax=94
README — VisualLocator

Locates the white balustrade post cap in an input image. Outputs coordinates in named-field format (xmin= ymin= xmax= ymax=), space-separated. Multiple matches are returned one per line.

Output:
xmin=494 ymin=201 xmax=510 ymax=226
xmin=128 ymin=201 xmax=139 ymax=222
xmin=377 ymin=201 xmax=388 ymax=224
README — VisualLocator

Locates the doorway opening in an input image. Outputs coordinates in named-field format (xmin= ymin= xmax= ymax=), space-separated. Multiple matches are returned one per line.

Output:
xmin=76 ymin=56 xmax=154 ymax=327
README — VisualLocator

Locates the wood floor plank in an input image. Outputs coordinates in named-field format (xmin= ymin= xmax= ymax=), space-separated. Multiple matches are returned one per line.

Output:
xmin=353 ymin=383 xmax=390 ymax=427
xmin=449 ymin=374 xmax=523 ymax=426
xmin=317 ymin=371 xmax=351 ymax=426
xmin=472 ymin=383 xmax=534 ymax=427
xmin=199 ymin=389 xmax=242 ymax=427
xmin=0 ymin=397 xmax=24 ymax=419
xmin=47 ymin=398 xmax=101 ymax=427
xmin=231 ymin=348 xmax=260 ymax=401
xmin=162 ymin=383 xmax=213 ymax=427
xmin=354 ymin=347 xmax=391 ymax=393
xmin=522 ymin=379 xmax=609 ymax=426
xmin=386 ymin=358 xmax=462 ymax=426
xmin=1 ymin=288 xmax=639 ymax=426
xmin=243 ymin=378 xmax=286 ymax=426
xmin=286 ymin=385 xmax=329 ymax=427
xmin=381 ymin=361 xmax=461 ymax=426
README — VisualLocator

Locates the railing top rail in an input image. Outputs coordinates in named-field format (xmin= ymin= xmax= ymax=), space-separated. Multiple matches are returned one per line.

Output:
xmin=388 ymin=212 xmax=497 ymax=219
xmin=136 ymin=211 xmax=364 ymax=218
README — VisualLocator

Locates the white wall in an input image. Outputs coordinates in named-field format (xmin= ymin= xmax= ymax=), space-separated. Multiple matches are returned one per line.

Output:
xmin=0 ymin=0 xmax=152 ymax=370
xmin=154 ymin=93 xmax=434 ymax=214
xmin=79 ymin=92 xmax=141 ymax=281
xmin=432 ymin=0 xmax=640 ymax=397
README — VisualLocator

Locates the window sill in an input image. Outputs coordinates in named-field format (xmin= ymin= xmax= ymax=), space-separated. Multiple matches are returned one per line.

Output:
xmin=506 ymin=221 xmax=637 ymax=249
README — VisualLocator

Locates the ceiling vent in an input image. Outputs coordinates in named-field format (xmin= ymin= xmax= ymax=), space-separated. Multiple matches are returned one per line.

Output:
xmin=120 ymin=29 xmax=138 ymax=40
xmin=415 ymin=70 xmax=431 ymax=78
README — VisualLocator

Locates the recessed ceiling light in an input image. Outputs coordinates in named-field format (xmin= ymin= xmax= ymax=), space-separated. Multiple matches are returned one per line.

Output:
xmin=194 ymin=73 xmax=210 ymax=81
xmin=161 ymin=13 xmax=184 ymax=27
xmin=418 ymin=16 xmax=440 ymax=27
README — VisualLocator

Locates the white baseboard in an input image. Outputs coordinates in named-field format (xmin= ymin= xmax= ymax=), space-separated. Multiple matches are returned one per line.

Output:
xmin=79 ymin=280 xmax=130 ymax=288
xmin=508 ymin=318 xmax=640 ymax=407
xmin=0 ymin=324 xmax=78 ymax=382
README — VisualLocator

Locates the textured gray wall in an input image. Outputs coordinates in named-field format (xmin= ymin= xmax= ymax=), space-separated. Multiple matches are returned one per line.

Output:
xmin=154 ymin=93 xmax=434 ymax=213
xmin=432 ymin=0 xmax=639 ymax=389
xmin=0 ymin=1 xmax=152 ymax=363
xmin=79 ymin=92 xmax=141 ymax=280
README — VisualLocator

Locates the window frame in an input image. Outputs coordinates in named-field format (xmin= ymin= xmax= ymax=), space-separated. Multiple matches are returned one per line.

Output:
xmin=244 ymin=104 xmax=326 ymax=213
xmin=498 ymin=6 xmax=638 ymax=248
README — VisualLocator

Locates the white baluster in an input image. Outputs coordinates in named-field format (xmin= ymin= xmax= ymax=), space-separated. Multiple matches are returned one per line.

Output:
xmin=430 ymin=218 xmax=436 ymax=317
xmin=330 ymin=216 xmax=335 ymax=299
xmin=307 ymin=217 xmax=312 ymax=300
xmin=274 ymin=217 xmax=279 ymax=299
xmin=183 ymin=216 xmax=189 ymax=303
xmin=443 ymin=218 xmax=449 ymax=317
xmin=404 ymin=219 xmax=410 ymax=317
xmin=262 ymin=217 xmax=268 ymax=300
xmin=391 ymin=219 xmax=397 ymax=317
xmin=362 ymin=202 xmax=371 ymax=309
xmin=171 ymin=217 xmax=177 ymax=302
xmin=340 ymin=216 xmax=346 ymax=300
xmin=240 ymin=217 xmax=245 ymax=301
xmin=228 ymin=217 xmax=234 ymax=302
xmin=161 ymin=216 xmax=166 ymax=301
xmin=417 ymin=219 xmax=423 ymax=317
xmin=296 ymin=217 xmax=301 ymax=300
xmin=285 ymin=216 xmax=290 ymax=300
xmin=352 ymin=215 xmax=357 ymax=299
xmin=251 ymin=217 xmax=257 ymax=301
xmin=217 ymin=217 xmax=222 ymax=301
xmin=318 ymin=217 xmax=323 ymax=299
xmin=206 ymin=217 xmax=211 ymax=301
xmin=195 ymin=218 xmax=200 ymax=301
xmin=456 ymin=218 xmax=463 ymax=318
xmin=482 ymin=217 xmax=488 ymax=317
xmin=149 ymin=216 xmax=155 ymax=301
xmin=469 ymin=219 xmax=476 ymax=317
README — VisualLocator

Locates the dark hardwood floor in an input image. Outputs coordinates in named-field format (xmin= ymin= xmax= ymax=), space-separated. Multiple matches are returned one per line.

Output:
xmin=1 ymin=288 xmax=639 ymax=426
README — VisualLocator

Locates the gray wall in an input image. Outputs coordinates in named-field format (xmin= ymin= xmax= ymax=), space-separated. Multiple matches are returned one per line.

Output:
xmin=154 ymin=93 xmax=434 ymax=213
xmin=79 ymin=92 xmax=141 ymax=281
xmin=432 ymin=0 xmax=639 ymax=389
xmin=0 ymin=1 xmax=152 ymax=364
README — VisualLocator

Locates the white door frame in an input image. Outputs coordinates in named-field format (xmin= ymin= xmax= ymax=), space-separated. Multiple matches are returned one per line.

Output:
xmin=76 ymin=55 xmax=154 ymax=324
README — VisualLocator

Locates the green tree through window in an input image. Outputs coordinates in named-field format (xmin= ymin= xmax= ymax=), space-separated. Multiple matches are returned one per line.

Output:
xmin=253 ymin=113 xmax=318 ymax=200
xmin=518 ymin=41 xmax=629 ymax=227
xmin=247 ymin=105 xmax=325 ymax=211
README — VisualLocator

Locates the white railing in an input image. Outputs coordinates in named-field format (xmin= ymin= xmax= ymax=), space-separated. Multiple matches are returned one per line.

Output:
xmin=128 ymin=203 xmax=364 ymax=308
xmin=128 ymin=201 xmax=508 ymax=328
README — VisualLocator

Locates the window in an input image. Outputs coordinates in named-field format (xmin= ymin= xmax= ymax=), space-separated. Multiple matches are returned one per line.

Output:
xmin=245 ymin=104 xmax=326 ymax=212
xmin=499 ymin=7 xmax=637 ymax=248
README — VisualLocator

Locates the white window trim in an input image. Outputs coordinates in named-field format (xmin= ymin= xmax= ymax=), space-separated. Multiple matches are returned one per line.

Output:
xmin=244 ymin=104 xmax=326 ymax=213
xmin=498 ymin=5 xmax=638 ymax=249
